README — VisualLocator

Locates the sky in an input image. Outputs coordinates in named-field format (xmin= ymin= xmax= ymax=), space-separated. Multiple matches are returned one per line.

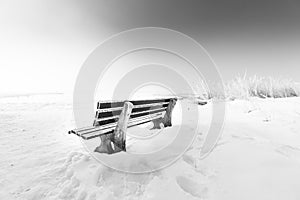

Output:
xmin=0 ymin=0 xmax=300 ymax=94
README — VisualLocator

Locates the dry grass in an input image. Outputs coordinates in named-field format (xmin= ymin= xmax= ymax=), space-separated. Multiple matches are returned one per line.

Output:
xmin=203 ymin=76 xmax=300 ymax=100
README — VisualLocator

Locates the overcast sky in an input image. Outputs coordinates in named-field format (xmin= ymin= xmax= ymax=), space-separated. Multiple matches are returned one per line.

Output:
xmin=0 ymin=0 xmax=300 ymax=94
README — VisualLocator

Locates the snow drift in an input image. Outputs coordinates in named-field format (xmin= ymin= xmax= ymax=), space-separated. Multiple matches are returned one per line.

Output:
xmin=0 ymin=93 xmax=300 ymax=200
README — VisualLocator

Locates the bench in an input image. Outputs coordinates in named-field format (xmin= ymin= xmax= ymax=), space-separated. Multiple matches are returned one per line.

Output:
xmin=69 ymin=98 xmax=177 ymax=154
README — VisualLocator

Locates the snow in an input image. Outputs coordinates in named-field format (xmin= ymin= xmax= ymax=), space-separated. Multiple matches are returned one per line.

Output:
xmin=0 ymin=94 xmax=300 ymax=200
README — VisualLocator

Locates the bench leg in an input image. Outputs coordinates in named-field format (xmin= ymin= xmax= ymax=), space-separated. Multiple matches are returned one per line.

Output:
xmin=152 ymin=117 xmax=163 ymax=129
xmin=94 ymin=102 xmax=133 ymax=154
xmin=112 ymin=101 xmax=134 ymax=152
xmin=162 ymin=98 xmax=177 ymax=127
xmin=151 ymin=98 xmax=177 ymax=129
xmin=94 ymin=134 xmax=115 ymax=154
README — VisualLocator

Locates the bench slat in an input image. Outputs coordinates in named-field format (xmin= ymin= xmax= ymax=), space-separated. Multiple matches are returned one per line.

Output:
xmin=96 ymin=102 xmax=169 ymax=113
xmin=95 ymin=107 xmax=167 ymax=122
xmin=98 ymin=98 xmax=172 ymax=109
xmin=68 ymin=125 xmax=95 ymax=134
xmin=131 ymin=107 xmax=166 ymax=117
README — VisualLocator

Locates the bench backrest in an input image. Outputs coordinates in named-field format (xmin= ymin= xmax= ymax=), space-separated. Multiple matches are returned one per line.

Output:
xmin=93 ymin=98 xmax=174 ymax=128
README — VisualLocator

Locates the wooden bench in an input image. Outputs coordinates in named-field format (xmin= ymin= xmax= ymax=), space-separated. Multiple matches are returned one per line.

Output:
xmin=69 ymin=98 xmax=177 ymax=154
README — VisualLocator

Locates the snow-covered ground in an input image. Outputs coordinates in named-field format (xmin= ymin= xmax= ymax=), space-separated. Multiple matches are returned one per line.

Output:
xmin=1 ymin=94 xmax=300 ymax=200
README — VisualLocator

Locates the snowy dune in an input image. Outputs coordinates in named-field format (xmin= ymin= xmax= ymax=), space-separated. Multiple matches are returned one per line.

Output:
xmin=0 ymin=94 xmax=300 ymax=200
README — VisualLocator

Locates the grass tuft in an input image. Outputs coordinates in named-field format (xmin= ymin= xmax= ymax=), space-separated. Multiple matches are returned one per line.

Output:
xmin=202 ymin=76 xmax=300 ymax=100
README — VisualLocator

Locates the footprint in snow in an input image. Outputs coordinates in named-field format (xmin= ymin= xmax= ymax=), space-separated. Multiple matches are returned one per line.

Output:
xmin=275 ymin=145 xmax=300 ymax=162
xmin=182 ymin=152 xmax=217 ymax=178
xmin=231 ymin=134 xmax=255 ymax=141
xmin=182 ymin=153 xmax=196 ymax=167
xmin=176 ymin=176 xmax=208 ymax=199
